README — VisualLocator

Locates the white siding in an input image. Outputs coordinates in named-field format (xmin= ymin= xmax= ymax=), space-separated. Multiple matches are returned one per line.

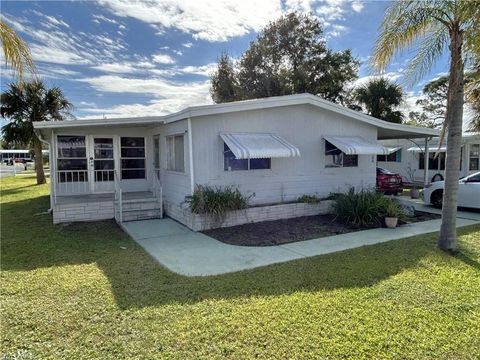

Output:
xmin=191 ymin=104 xmax=377 ymax=205
xmin=151 ymin=119 xmax=191 ymax=209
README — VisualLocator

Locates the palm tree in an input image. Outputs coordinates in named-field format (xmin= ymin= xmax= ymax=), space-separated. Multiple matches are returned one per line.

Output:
xmin=372 ymin=0 xmax=480 ymax=252
xmin=0 ymin=20 xmax=35 ymax=80
xmin=353 ymin=77 xmax=404 ymax=123
xmin=1 ymin=80 xmax=73 ymax=184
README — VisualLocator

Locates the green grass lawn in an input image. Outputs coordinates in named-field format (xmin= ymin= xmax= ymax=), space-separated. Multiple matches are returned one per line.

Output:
xmin=1 ymin=175 xmax=480 ymax=359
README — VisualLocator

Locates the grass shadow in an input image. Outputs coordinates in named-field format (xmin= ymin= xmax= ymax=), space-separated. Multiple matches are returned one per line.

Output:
xmin=2 ymin=182 xmax=479 ymax=310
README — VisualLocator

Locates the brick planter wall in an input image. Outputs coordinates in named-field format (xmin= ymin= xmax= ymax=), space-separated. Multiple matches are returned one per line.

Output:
xmin=167 ymin=200 xmax=334 ymax=231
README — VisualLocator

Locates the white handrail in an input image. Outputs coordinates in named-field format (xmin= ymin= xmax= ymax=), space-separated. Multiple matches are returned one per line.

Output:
xmin=114 ymin=170 xmax=123 ymax=223
xmin=152 ymin=168 xmax=163 ymax=218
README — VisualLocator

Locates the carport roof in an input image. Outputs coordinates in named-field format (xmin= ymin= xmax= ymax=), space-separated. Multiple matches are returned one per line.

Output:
xmin=33 ymin=93 xmax=439 ymax=140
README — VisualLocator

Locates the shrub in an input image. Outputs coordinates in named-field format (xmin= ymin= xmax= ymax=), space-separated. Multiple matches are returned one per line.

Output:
xmin=333 ymin=188 xmax=397 ymax=227
xmin=297 ymin=194 xmax=321 ymax=204
xmin=184 ymin=185 xmax=254 ymax=219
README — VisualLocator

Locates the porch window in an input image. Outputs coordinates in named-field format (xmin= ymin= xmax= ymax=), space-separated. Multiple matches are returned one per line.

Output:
xmin=377 ymin=149 xmax=401 ymax=162
xmin=223 ymin=143 xmax=271 ymax=171
xmin=325 ymin=140 xmax=358 ymax=168
xmin=469 ymin=144 xmax=480 ymax=171
xmin=121 ymin=137 xmax=145 ymax=179
xmin=57 ymin=135 xmax=87 ymax=182
xmin=166 ymin=134 xmax=185 ymax=172
xmin=419 ymin=152 xmax=446 ymax=171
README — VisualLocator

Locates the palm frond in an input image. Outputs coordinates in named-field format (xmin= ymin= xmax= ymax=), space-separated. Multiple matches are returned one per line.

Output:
xmin=404 ymin=25 xmax=448 ymax=85
xmin=372 ymin=0 xmax=452 ymax=75
xmin=0 ymin=20 xmax=36 ymax=81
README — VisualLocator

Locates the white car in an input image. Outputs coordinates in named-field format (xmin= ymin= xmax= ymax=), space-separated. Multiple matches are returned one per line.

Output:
xmin=423 ymin=171 xmax=480 ymax=209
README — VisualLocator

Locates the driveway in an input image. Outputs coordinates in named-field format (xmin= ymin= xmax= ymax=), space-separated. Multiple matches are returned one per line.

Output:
xmin=122 ymin=213 xmax=479 ymax=277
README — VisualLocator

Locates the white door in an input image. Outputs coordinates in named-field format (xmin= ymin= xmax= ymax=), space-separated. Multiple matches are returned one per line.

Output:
xmin=89 ymin=136 xmax=116 ymax=193
xmin=458 ymin=173 xmax=480 ymax=208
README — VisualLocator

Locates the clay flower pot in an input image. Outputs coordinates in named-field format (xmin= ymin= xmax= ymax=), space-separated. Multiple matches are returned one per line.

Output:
xmin=410 ymin=188 xmax=420 ymax=199
xmin=385 ymin=217 xmax=398 ymax=228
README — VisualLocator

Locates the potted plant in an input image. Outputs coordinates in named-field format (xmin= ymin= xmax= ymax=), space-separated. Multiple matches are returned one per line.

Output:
xmin=405 ymin=166 xmax=420 ymax=199
xmin=384 ymin=200 xmax=400 ymax=228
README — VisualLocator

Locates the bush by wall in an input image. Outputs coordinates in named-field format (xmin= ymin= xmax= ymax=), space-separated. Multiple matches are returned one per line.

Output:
xmin=184 ymin=185 xmax=254 ymax=219
xmin=333 ymin=188 xmax=404 ymax=227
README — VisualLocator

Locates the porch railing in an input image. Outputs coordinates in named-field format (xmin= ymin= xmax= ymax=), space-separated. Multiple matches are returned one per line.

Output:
xmin=152 ymin=168 xmax=163 ymax=218
xmin=53 ymin=169 xmax=115 ymax=198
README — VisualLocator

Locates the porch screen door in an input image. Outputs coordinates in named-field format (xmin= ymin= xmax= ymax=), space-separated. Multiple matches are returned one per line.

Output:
xmin=92 ymin=137 xmax=115 ymax=192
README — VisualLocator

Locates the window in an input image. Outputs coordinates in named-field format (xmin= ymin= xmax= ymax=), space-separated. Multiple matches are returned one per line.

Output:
xmin=121 ymin=137 xmax=145 ymax=179
xmin=57 ymin=135 xmax=87 ymax=182
xmin=469 ymin=144 xmax=480 ymax=171
xmin=419 ymin=152 xmax=446 ymax=171
xmin=223 ymin=143 xmax=271 ymax=171
xmin=166 ymin=134 xmax=185 ymax=172
xmin=377 ymin=149 xmax=402 ymax=162
xmin=325 ymin=140 xmax=358 ymax=168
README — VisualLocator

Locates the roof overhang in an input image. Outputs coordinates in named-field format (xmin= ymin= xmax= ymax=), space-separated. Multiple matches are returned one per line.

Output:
xmin=32 ymin=93 xmax=440 ymax=140
xmin=407 ymin=146 xmax=447 ymax=153
xmin=220 ymin=132 xmax=300 ymax=159
xmin=324 ymin=135 xmax=389 ymax=155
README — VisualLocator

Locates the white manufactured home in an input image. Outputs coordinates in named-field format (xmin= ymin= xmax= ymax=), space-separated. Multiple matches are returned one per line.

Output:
xmin=33 ymin=93 xmax=438 ymax=229
xmin=379 ymin=134 xmax=480 ymax=184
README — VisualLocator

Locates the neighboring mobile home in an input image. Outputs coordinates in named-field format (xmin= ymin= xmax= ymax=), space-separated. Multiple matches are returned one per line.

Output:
xmin=379 ymin=133 xmax=480 ymax=184
xmin=33 ymin=93 xmax=438 ymax=229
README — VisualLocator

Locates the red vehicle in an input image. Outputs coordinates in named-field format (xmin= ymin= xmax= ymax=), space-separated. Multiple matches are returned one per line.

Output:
xmin=376 ymin=167 xmax=403 ymax=195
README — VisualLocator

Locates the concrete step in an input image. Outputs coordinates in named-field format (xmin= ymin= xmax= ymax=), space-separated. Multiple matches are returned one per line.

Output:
xmin=117 ymin=208 xmax=162 ymax=222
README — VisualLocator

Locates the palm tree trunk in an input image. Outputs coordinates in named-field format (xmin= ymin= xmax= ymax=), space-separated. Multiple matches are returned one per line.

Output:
xmin=438 ymin=27 xmax=464 ymax=252
xmin=33 ymin=141 xmax=46 ymax=185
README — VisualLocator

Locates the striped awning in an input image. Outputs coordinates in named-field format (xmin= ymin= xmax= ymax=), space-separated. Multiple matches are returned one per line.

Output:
xmin=407 ymin=146 xmax=447 ymax=153
xmin=324 ymin=136 xmax=389 ymax=155
xmin=387 ymin=146 xmax=402 ymax=154
xmin=220 ymin=132 xmax=300 ymax=159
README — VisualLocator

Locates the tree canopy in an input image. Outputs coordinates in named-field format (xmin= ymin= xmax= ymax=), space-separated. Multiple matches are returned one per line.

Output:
xmin=1 ymin=80 xmax=73 ymax=184
xmin=352 ymin=77 xmax=404 ymax=123
xmin=210 ymin=12 xmax=359 ymax=104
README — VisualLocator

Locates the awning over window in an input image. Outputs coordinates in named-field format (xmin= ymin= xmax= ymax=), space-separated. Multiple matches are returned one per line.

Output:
xmin=220 ymin=132 xmax=300 ymax=159
xmin=407 ymin=146 xmax=447 ymax=153
xmin=324 ymin=136 xmax=389 ymax=155
xmin=387 ymin=146 xmax=402 ymax=154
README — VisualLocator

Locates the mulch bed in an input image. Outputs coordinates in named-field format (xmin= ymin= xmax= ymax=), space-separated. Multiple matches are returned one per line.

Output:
xmin=202 ymin=211 xmax=441 ymax=246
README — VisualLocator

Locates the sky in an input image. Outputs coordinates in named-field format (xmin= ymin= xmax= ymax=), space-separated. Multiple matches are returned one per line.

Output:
xmin=0 ymin=0 xmax=454 ymax=122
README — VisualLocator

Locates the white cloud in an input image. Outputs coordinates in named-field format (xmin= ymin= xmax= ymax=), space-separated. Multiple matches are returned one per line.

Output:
xmin=92 ymin=63 xmax=139 ymax=73
xmin=2 ymin=14 xmax=126 ymax=66
xmin=97 ymin=1 xmax=364 ymax=42
xmin=30 ymin=44 xmax=91 ymax=65
xmin=98 ymin=0 xmax=283 ymax=42
xmin=152 ymin=53 xmax=175 ymax=64
xmin=77 ymin=75 xmax=212 ymax=117
xmin=182 ymin=42 xmax=193 ymax=48
xmin=180 ymin=63 xmax=217 ymax=76
xmin=93 ymin=14 xmax=119 ymax=25
xmin=351 ymin=1 xmax=364 ymax=13
xmin=352 ymin=72 xmax=404 ymax=88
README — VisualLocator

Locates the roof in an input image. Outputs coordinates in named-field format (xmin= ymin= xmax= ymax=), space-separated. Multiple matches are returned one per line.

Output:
xmin=33 ymin=93 xmax=440 ymax=139
xmin=220 ymin=132 xmax=301 ymax=159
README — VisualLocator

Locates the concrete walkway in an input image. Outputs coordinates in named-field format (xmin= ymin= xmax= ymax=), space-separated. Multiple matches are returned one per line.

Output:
xmin=122 ymin=210 xmax=480 ymax=277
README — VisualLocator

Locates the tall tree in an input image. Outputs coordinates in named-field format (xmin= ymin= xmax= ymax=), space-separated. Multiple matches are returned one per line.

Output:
xmin=0 ymin=20 xmax=35 ymax=81
xmin=210 ymin=12 xmax=359 ymax=104
xmin=352 ymin=77 xmax=404 ymax=123
xmin=210 ymin=54 xmax=238 ymax=103
xmin=1 ymin=80 xmax=73 ymax=184
xmin=373 ymin=0 xmax=480 ymax=252
xmin=408 ymin=76 xmax=448 ymax=128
